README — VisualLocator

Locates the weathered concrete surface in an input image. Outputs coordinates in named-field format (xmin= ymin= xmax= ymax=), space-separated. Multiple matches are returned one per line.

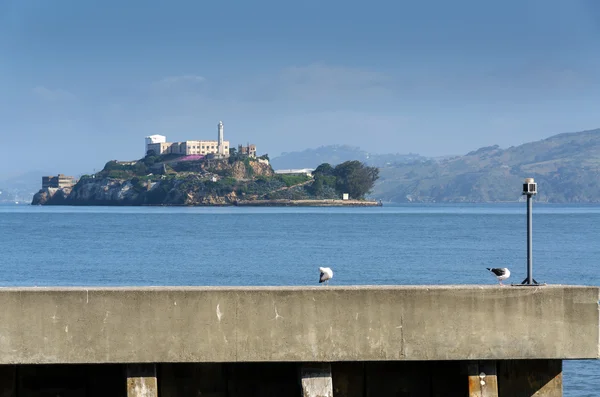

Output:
xmin=127 ymin=364 xmax=157 ymax=397
xmin=301 ymin=363 xmax=333 ymax=397
xmin=0 ymin=285 xmax=597 ymax=364
xmin=468 ymin=361 xmax=498 ymax=397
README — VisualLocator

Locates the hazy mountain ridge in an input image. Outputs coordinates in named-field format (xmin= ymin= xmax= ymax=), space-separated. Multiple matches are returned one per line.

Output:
xmin=0 ymin=170 xmax=51 ymax=203
xmin=372 ymin=128 xmax=600 ymax=203
xmin=7 ymin=129 xmax=600 ymax=204
xmin=271 ymin=145 xmax=425 ymax=169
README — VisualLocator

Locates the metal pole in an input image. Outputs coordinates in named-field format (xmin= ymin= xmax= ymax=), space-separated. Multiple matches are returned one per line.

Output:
xmin=527 ymin=194 xmax=533 ymax=284
xmin=521 ymin=178 xmax=538 ymax=285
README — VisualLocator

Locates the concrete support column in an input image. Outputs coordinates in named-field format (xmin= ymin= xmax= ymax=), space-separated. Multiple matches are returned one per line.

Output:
xmin=0 ymin=366 xmax=16 ymax=397
xmin=468 ymin=361 xmax=498 ymax=397
xmin=127 ymin=364 xmax=158 ymax=397
xmin=300 ymin=363 xmax=333 ymax=397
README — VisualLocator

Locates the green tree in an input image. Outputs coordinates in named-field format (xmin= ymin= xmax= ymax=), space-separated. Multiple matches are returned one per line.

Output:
xmin=308 ymin=173 xmax=335 ymax=196
xmin=333 ymin=160 xmax=379 ymax=199
xmin=143 ymin=155 xmax=158 ymax=167
xmin=133 ymin=162 xmax=148 ymax=176
xmin=102 ymin=161 xmax=123 ymax=172
xmin=313 ymin=163 xmax=335 ymax=177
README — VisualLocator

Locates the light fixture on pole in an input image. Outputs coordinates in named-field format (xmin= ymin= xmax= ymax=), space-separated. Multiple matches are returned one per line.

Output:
xmin=521 ymin=178 xmax=539 ymax=285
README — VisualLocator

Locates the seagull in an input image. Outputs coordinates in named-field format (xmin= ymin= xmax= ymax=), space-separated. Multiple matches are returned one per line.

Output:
xmin=487 ymin=267 xmax=511 ymax=285
xmin=319 ymin=267 xmax=333 ymax=285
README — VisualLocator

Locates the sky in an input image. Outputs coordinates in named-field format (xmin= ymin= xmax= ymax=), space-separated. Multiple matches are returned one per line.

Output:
xmin=1 ymin=0 xmax=600 ymax=176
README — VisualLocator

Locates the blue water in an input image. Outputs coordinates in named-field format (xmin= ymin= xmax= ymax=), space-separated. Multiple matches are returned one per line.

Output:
xmin=1 ymin=203 xmax=599 ymax=395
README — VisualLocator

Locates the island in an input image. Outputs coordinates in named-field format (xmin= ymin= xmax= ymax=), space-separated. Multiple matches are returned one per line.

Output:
xmin=32 ymin=155 xmax=381 ymax=207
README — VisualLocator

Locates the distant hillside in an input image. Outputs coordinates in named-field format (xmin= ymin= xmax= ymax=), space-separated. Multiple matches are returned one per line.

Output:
xmin=270 ymin=145 xmax=425 ymax=170
xmin=0 ymin=170 xmax=51 ymax=203
xmin=372 ymin=128 xmax=600 ymax=203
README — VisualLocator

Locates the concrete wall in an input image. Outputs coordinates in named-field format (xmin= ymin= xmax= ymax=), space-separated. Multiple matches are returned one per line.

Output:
xmin=0 ymin=285 xmax=597 ymax=365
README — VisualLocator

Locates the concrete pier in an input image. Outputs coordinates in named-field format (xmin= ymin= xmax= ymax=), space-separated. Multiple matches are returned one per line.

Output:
xmin=468 ymin=361 xmax=498 ymax=397
xmin=301 ymin=363 xmax=333 ymax=397
xmin=126 ymin=364 xmax=158 ymax=397
xmin=0 ymin=285 xmax=596 ymax=396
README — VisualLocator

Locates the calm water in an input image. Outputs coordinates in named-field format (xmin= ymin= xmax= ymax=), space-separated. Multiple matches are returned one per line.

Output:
xmin=1 ymin=203 xmax=599 ymax=395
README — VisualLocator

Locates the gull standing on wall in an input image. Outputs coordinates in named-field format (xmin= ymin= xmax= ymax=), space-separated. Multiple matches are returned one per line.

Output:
xmin=487 ymin=267 xmax=511 ymax=286
xmin=319 ymin=267 xmax=333 ymax=285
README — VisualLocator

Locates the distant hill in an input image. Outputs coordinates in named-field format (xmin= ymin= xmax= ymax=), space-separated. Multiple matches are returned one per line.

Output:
xmin=270 ymin=145 xmax=425 ymax=170
xmin=0 ymin=170 xmax=51 ymax=203
xmin=372 ymin=128 xmax=600 ymax=203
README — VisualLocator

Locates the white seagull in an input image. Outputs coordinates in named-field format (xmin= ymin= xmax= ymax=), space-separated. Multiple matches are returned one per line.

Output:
xmin=319 ymin=267 xmax=333 ymax=285
xmin=487 ymin=267 xmax=511 ymax=286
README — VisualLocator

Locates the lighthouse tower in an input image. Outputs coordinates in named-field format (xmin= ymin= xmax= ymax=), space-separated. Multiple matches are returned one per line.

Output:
xmin=217 ymin=121 xmax=224 ymax=155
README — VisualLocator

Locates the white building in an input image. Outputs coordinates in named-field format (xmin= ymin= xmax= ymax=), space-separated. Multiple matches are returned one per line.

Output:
xmin=145 ymin=135 xmax=166 ymax=156
xmin=274 ymin=168 xmax=314 ymax=176
xmin=144 ymin=123 xmax=230 ymax=157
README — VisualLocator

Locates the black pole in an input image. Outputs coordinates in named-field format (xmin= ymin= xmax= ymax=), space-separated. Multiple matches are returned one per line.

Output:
xmin=527 ymin=193 xmax=533 ymax=284
xmin=521 ymin=178 xmax=538 ymax=285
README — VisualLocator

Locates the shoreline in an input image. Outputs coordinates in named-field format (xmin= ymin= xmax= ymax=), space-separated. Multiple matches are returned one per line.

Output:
xmin=31 ymin=199 xmax=382 ymax=207
xmin=234 ymin=199 xmax=382 ymax=207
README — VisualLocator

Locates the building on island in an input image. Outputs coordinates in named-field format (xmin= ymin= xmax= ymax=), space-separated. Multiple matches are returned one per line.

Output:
xmin=238 ymin=144 xmax=257 ymax=158
xmin=274 ymin=168 xmax=314 ymax=177
xmin=144 ymin=135 xmax=166 ymax=156
xmin=42 ymin=174 xmax=76 ymax=189
xmin=145 ymin=122 xmax=230 ymax=157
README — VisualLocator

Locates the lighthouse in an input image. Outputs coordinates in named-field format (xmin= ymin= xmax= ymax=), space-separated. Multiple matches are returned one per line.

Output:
xmin=217 ymin=121 xmax=224 ymax=155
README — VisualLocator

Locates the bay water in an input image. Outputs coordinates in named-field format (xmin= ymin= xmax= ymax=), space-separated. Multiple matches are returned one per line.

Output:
xmin=1 ymin=203 xmax=599 ymax=395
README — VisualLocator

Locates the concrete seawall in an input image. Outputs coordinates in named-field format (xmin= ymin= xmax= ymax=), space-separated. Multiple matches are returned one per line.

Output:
xmin=0 ymin=285 xmax=597 ymax=364
xmin=0 ymin=285 xmax=597 ymax=396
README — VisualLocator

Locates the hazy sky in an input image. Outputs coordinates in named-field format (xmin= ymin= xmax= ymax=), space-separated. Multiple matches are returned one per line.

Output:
xmin=1 ymin=0 xmax=600 ymax=175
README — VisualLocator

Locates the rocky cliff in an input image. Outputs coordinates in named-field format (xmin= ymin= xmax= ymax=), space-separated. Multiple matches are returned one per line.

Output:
xmin=33 ymin=176 xmax=244 ymax=206
xmin=32 ymin=187 xmax=71 ymax=205
xmin=32 ymin=158 xmax=308 ymax=206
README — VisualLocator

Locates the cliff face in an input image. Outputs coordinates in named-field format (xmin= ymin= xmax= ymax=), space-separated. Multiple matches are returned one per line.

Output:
xmin=31 ymin=178 xmax=242 ymax=206
xmin=32 ymin=187 xmax=71 ymax=205
xmin=208 ymin=159 xmax=273 ymax=180
xmin=69 ymin=179 xmax=141 ymax=204
xmin=32 ymin=179 xmax=141 ymax=206
xmin=31 ymin=159 xmax=272 ymax=206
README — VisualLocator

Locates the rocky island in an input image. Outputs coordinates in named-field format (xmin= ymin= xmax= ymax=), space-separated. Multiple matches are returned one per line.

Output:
xmin=32 ymin=153 xmax=381 ymax=207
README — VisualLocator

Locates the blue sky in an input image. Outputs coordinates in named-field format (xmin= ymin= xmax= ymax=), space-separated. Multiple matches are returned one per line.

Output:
xmin=1 ymin=0 xmax=600 ymax=176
